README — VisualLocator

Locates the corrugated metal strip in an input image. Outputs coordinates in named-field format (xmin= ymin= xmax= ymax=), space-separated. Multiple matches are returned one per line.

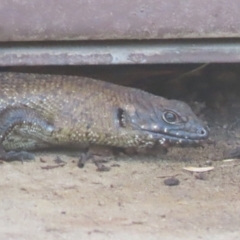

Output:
xmin=1 ymin=40 xmax=240 ymax=65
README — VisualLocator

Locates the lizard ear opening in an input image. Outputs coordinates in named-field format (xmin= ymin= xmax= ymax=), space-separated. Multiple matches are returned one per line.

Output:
xmin=117 ymin=108 xmax=127 ymax=128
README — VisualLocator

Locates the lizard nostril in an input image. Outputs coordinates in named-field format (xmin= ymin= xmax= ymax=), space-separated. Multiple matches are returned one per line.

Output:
xmin=197 ymin=128 xmax=208 ymax=137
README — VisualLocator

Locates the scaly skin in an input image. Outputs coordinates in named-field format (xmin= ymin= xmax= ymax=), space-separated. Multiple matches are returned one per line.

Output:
xmin=0 ymin=72 xmax=208 ymax=160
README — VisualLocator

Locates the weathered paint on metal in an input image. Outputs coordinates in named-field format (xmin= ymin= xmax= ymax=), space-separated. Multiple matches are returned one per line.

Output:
xmin=1 ymin=0 xmax=240 ymax=41
xmin=1 ymin=40 xmax=240 ymax=65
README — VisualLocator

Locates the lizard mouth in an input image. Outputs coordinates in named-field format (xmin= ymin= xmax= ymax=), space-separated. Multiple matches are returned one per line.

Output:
xmin=158 ymin=134 xmax=207 ymax=147
xmin=145 ymin=128 xmax=209 ymax=147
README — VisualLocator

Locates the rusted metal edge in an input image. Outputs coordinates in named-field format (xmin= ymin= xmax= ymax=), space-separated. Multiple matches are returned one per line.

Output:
xmin=1 ymin=39 xmax=240 ymax=66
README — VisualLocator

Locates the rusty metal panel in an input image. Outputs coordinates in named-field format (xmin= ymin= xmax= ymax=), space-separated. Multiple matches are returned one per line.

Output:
xmin=1 ymin=0 xmax=240 ymax=41
xmin=1 ymin=40 xmax=240 ymax=66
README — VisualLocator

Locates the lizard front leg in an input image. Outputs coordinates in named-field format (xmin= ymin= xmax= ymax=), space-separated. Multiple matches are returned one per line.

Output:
xmin=0 ymin=106 xmax=55 ymax=161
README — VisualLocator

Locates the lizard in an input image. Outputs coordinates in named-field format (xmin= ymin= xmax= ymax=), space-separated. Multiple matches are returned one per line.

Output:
xmin=0 ymin=72 xmax=209 ymax=162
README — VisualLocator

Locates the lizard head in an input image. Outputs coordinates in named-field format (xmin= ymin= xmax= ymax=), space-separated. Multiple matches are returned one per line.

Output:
xmin=117 ymin=95 xmax=209 ymax=147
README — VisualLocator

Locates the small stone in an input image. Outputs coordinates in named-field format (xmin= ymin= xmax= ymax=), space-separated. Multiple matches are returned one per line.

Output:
xmin=164 ymin=177 xmax=180 ymax=186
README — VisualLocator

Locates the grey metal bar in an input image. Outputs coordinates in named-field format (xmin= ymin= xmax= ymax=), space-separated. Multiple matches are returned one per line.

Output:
xmin=0 ymin=40 xmax=240 ymax=65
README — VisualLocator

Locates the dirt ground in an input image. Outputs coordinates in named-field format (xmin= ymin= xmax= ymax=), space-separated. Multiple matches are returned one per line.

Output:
xmin=1 ymin=64 xmax=240 ymax=240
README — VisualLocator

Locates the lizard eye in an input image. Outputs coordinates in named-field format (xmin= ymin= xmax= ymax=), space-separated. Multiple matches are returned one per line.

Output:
xmin=162 ymin=111 xmax=178 ymax=124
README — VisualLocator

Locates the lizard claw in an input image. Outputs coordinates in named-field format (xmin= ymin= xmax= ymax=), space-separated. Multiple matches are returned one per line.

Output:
xmin=78 ymin=152 xmax=92 ymax=168
xmin=77 ymin=150 xmax=112 ymax=171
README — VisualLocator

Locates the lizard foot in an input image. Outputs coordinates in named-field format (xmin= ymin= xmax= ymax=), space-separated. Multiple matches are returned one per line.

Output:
xmin=78 ymin=153 xmax=111 ymax=171
xmin=93 ymin=159 xmax=111 ymax=172
xmin=77 ymin=146 xmax=113 ymax=171
xmin=0 ymin=151 xmax=35 ymax=162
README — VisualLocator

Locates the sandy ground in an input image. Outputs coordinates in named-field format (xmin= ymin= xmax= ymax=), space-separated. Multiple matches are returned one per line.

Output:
xmin=0 ymin=148 xmax=240 ymax=240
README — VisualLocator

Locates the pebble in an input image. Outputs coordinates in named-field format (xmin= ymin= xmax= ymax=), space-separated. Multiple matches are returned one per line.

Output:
xmin=164 ymin=177 xmax=180 ymax=186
